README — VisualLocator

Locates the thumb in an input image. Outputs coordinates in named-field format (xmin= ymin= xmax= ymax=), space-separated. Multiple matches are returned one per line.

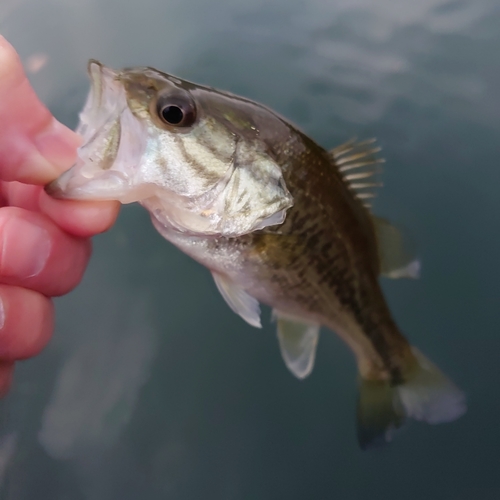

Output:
xmin=0 ymin=35 xmax=81 ymax=185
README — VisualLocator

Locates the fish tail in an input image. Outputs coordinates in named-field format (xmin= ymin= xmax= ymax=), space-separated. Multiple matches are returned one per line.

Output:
xmin=356 ymin=347 xmax=466 ymax=449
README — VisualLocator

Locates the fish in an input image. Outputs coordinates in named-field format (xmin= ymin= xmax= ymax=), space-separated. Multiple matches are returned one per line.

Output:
xmin=46 ymin=60 xmax=466 ymax=448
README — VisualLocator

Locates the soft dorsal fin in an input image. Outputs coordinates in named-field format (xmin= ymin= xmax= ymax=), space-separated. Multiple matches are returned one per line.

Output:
xmin=274 ymin=310 xmax=320 ymax=379
xmin=329 ymin=138 xmax=385 ymax=210
xmin=372 ymin=216 xmax=421 ymax=279
xmin=212 ymin=272 xmax=262 ymax=327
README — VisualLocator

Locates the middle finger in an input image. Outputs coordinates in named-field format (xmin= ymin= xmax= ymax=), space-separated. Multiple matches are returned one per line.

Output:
xmin=0 ymin=206 xmax=91 ymax=296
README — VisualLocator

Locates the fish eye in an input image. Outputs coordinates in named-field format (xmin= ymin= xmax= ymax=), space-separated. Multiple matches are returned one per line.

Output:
xmin=156 ymin=93 xmax=196 ymax=128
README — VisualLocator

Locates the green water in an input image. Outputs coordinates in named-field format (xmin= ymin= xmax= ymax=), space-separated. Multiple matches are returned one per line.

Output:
xmin=1 ymin=0 xmax=500 ymax=498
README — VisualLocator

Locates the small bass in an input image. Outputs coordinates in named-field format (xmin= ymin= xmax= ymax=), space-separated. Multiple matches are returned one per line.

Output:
xmin=47 ymin=61 xmax=466 ymax=448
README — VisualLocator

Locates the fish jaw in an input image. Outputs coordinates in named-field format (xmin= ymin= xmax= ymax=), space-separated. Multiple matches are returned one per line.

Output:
xmin=45 ymin=164 xmax=132 ymax=200
xmin=46 ymin=60 xmax=149 ymax=203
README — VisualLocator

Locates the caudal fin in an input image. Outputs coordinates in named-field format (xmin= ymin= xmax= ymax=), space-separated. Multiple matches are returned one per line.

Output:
xmin=357 ymin=348 xmax=467 ymax=449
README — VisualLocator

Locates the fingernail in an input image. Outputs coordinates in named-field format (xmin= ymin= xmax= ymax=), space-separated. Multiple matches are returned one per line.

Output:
xmin=34 ymin=119 xmax=81 ymax=171
xmin=1 ymin=218 xmax=51 ymax=279
xmin=18 ymin=148 xmax=61 ymax=184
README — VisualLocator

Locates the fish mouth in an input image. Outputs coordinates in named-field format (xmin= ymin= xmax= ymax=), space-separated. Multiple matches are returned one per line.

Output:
xmin=44 ymin=167 xmax=129 ymax=200
xmin=45 ymin=60 xmax=145 ymax=202
xmin=76 ymin=59 xmax=126 ymax=139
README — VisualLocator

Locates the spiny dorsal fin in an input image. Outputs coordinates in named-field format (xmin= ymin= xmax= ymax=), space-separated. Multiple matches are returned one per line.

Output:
xmin=329 ymin=138 xmax=385 ymax=210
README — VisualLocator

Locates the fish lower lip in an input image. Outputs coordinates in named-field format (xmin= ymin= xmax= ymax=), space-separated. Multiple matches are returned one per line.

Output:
xmin=44 ymin=168 xmax=133 ymax=202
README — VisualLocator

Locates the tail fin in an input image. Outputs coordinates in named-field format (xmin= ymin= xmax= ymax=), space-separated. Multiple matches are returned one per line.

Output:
xmin=357 ymin=348 xmax=467 ymax=449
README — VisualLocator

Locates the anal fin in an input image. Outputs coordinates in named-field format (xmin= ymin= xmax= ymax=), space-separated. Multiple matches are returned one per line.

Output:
xmin=274 ymin=311 xmax=320 ymax=379
xmin=212 ymin=272 xmax=261 ymax=328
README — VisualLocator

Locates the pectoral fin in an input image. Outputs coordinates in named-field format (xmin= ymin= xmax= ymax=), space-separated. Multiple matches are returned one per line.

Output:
xmin=212 ymin=273 xmax=261 ymax=328
xmin=372 ymin=216 xmax=421 ymax=279
xmin=274 ymin=311 xmax=320 ymax=379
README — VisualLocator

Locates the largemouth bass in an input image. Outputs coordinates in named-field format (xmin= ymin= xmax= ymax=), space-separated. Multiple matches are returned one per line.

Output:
xmin=47 ymin=61 xmax=466 ymax=448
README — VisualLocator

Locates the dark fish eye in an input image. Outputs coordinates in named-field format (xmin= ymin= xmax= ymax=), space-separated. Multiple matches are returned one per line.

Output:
xmin=156 ymin=93 xmax=196 ymax=128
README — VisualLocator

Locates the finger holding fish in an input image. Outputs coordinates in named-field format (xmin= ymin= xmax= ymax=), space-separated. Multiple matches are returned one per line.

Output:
xmin=0 ymin=204 xmax=91 ymax=382
xmin=0 ymin=35 xmax=121 ymax=236
xmin=0 ymin=36 xmax=80 ymax=184
xmin=0 ymin=36 xmax=125 ymax=394
xmin=0 ymin=207 xmax=91 ymax=297
xmin=38 ymin=190 xmax=120 ymax=238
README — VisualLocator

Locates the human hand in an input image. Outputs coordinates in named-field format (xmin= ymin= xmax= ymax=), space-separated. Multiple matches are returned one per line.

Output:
xmin=0 ymin=36 xmax=120 ymax=394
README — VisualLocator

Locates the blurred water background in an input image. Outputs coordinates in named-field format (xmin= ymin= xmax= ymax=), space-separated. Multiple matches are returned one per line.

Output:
xmin=1 ymin=0 xmax=500 ymax=498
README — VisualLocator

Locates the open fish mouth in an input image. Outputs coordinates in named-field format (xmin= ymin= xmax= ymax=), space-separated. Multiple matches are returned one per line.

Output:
xmin=45 ymin=60 xmax=293 ymax=237
xmin=46 ymin=60 xmax=145 ymax=202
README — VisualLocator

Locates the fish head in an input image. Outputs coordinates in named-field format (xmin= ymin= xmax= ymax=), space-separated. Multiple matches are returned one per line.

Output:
xmin=47 ymin=61 xmax=293 ymax=236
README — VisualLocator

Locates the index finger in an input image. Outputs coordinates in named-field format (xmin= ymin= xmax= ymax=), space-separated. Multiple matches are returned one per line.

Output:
xmin=0 ymin=36 xmax=81 ymax=184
